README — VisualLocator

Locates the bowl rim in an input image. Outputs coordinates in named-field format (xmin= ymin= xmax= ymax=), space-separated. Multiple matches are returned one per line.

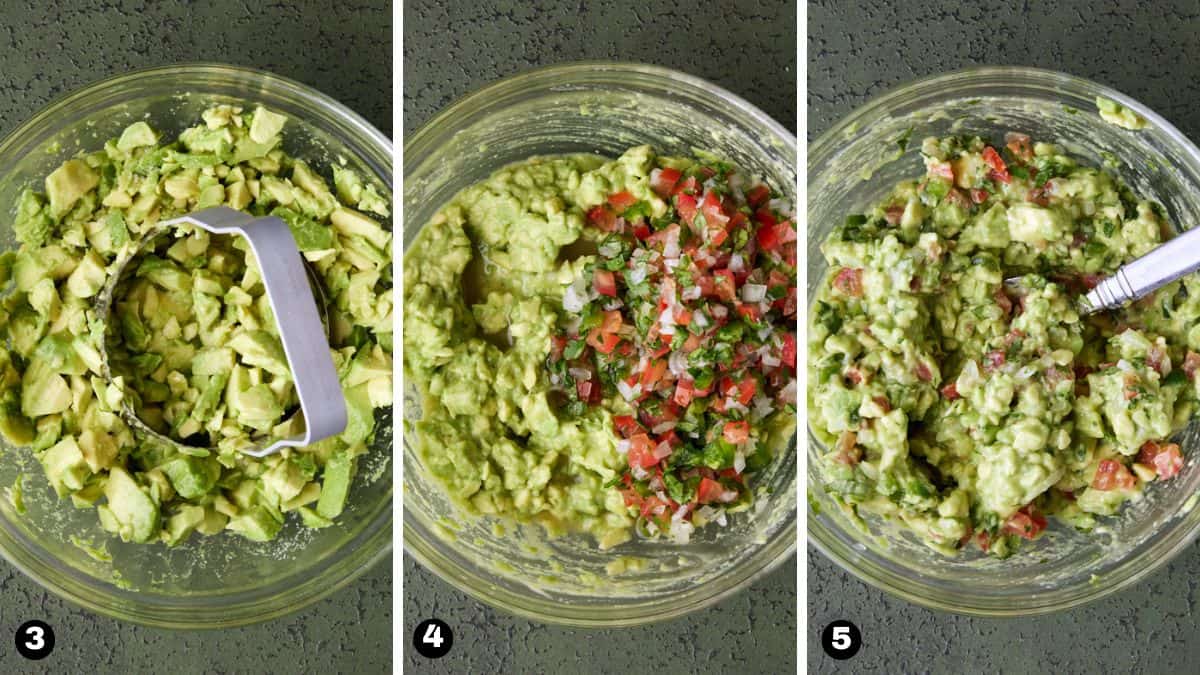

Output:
xmin=402 ymin=60 xmax=798 ymax=626
xmin=0 ymin=61 xmax=394 ymax=629
xmin=807 ymin=64 xmax=1200 ymax=616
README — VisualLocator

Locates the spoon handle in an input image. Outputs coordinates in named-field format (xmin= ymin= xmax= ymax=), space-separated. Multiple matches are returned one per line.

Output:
xmin=1083 ymin=226 xmax=1200 ymax=313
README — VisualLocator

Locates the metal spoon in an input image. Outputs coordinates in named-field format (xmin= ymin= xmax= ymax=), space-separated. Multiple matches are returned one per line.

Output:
xmin=1004 ymin=226 xmax=1200 ymax=315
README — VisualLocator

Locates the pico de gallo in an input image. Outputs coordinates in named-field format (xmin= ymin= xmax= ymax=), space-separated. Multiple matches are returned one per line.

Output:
xmin=548 ymin=157 xmax=798 ymax=542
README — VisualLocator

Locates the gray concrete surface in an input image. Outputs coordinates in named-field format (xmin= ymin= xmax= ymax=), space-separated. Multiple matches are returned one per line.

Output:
xmin=809 ymin=1 xmax=1200 ymax=672
xmin=403 ymin=0 xmax=797 ymax=672
xmin=0 ymin=2 xmax=392 ymax=673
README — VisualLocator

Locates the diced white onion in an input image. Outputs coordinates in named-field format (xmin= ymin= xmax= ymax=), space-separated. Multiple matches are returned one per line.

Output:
xmin=632 ymin=465 xmax=650 ymax=481
xmin=671 ymin=503 xmax=691 ymax=523
xmin=761 ymin=352 xmax=781 ymax=368
xmin=669 ymin=519 xmax=694 ymax=544
xmin=681 ymin=285 xmax=702 ymax=301
xmin=710 ymin=304 xmax=728 ymax=319
xmin=569 ymin=367 xmax=592 ymax=381
xmin=668 ymin=350 xmax=689 ymax=376
xmin=598 ymin=240 xmax=623 ymax=258
xmin=779 ymin=378 xmax=797 ymax=404
xmin=627 ymin=265 xmax=648 ymax=286
xmin=1117 ymin=359 xmax=1133 ymax=372
xmin=718 ymin=489 xmax=739 ymax=503
xmin=664 ymin=227 xmax=681 ymax=259
xmin=741 ymin=283 xmax=767 ymax=303
xmin=562 ymin=278 xmax=587 ymax=312
xmin=1016 ymin=365 xmax=1037 ymax=380
xmin=692 ymin=311 xmax=710 ymax=328
xmin=616 ymin=439 xmax=631 ymax=455
xmin=729 ymin=252 xmax=746 ymax=274
xmin=617 ymin=380 xmax=641 ymax=401
xmin=768 ymin=197 xmax=793 ymax=216
xmin=734 ymin=450 xmax=746 ymax=474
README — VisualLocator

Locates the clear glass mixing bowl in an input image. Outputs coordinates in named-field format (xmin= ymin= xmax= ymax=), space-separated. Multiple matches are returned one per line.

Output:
xmin=403 ymin=62 xmax=797 ymax=626
xmin=0 ymin=64 xmax=393 ymax=628
xmin=808 ymin=66 xmax=1200 ymax=616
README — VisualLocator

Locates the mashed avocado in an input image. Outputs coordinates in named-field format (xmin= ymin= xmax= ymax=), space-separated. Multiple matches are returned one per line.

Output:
xmin=406 ymin=146 xmax=797 ymax=549
xmin=810 ymin=132 xmax=1199 ymax=557
xmin=0 ymin=106 xmax=393 ymax=545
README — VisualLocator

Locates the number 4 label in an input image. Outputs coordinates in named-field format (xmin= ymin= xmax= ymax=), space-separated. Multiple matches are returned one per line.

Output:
xmin=412 ymin=618 xmax=453 ymax=659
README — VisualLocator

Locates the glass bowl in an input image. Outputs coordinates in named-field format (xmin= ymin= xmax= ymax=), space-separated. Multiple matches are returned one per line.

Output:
xmin=403 ymin=62 xmax=797 ymax=627
xmin=0 ymin=64 xmax=393 ymax=628
xmin=808 ymin=66 xmax=1200 ymax=616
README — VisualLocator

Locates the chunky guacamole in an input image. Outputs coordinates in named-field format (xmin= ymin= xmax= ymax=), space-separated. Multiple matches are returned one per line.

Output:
xmin=0 ymin=106 xmax=393 ymax=545
xmin=405 ymin=147 xmax=796 ymax=549
xmin=810 ymin=131 xmax=1200 ymax=557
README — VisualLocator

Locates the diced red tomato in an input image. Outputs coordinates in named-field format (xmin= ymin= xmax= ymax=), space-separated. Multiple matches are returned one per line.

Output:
xmin=984 ymin=350 xmax=1006 ymax=371
xmin=632 ymin=222 xmax=652 ymax=240
xmin=576 ymin=378 xmax=599 ymax=403
xmin=832 ymin=267 xmax=863 ymax=297
xmin=735 ymin=378 xmax=757 ymax=406
xmin=696 ymin=477 xmax=725 ymax=504
xmin=746 ymin=184 xmax=771 ymax=208
xmin=627 ymin=434 xmax=658 ymax=469
xmin=674 ymin=175 xmax=700 ymax=196
xmin=639 ymin=359 xmax=668 ymax=388
xmin=1184 ymin=351 xmax=1200 ymax=380
xmin=586 ymin=328 xmax=620 ymax=354
xmin=830 ymin=431 xmax=861 ymax=465
xmin=753 ymin=207 xmax=777 ymax=229
xmin=736 ymin=303 xmax=762 ymax=323
xmin=994 ymin=288 xmax=1013 ymax=316
xmin=1001 ymin=505 xmax=1047 ymax=540
xmin=674 ymin=379 xmax=695 ymax=407
xmin=940 ymin=381 xmax=960 ymax=400
xmin=845 ymin=368 xmax=863 ymax=385
xmin=651 ymin=167 xmax=682 ymax=197
xmin=915 ymin=362 xmax=932 ymax=382
xmin=723 ymin=420 xmax=750 ymax=444
xmin=884 ymin=205 xmax=904 ymax=225
xmin=982 ymin=146 xmax=1011 ymax=184
xmin=969 ymin=188 xmax=989 ymax=204
xmin=549 ymin=335 xmax=567 ymax=361
xmin=613 ymin=415 xmax=642 ymax=438
xmin=676 ymin=193 xmax=699 ymax=226
xmin=607 ymin=190 xmax=638 ymax=213
xmin=593 ymin=269 xmax=618 ymax=297
xmin=1005 ymin=132 xmax=1033 ymax=163
xmin=700 ymin=191 xmax=730 ymax=228
xmin=713 ymin=269 xmax=737 ymax=302
xmin=708 ymin=227 xmax=729 ymax=247
xmin=1092 ymin=459 xmax=1137 ymax=491
xmin=781 ymin=333 xmax=796 ymax=370
xmin=587 ymin=205 xmax=617 ymax=231
xmin=1139 ymin=441 xmax=1184 ymax=480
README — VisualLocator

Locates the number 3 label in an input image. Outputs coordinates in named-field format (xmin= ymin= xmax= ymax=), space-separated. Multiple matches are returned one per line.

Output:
xmin=821 ymin=620 xmax=862 ymax=660
xmin=14 ymin=620 xmax=55 ymax=660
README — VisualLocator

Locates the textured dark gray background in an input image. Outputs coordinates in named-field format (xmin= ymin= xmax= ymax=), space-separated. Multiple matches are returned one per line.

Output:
xmin=0 ymin=2 xmax=392 ymax=673
xmin=404 ymin=0 xmax=797 ymax=672
xmin=809 ymin=1 xmax=1200 ymax=673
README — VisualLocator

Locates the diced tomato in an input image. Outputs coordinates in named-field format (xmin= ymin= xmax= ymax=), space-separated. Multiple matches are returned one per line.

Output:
xmin=1001 ymin=505 xmax=1047 ymax=540
xmin=736 ymin=378 xmax=757 ymax=406
xmin=1184 ymin=351 xmax=1200 ymax=380
xmin=940 ymin=381 xmax=960 ymax=400
xmin=549 ymin=335 xmax=567 ymax=361
xmin=696 ymin=477 xmax=725 ymax=504
xmin=627 ymin=434 xmax=658 ymax=469
xmin=969 ymin=188 xmax=989 ymax=204
xmin=884 ymin=205 xmax=904 ymax=225
xmin=700 ymin=191 xmax=730 ymax=228
xmin=723 ymin=420 xmax=750 ymax=444
xmin=845 ymin=368 xmax=863 ymax=385
xmin=639 ymin=359 xmax=668 ymax=388
xmin=639 ymin=494 xmax=669 ymax=519
xmin=674 ymin=175 xmax=700 ymax=196
xmin=1027 ymin=184 xmax=1051 ymax=207
xmin=756 ymin=219 xmax=795 ymax=252
xmin=674 ymin=379 xmax=695 ymax=407
xmin=872 ymin=395 xmax=891 ymax=412
xmin=651 ymin=167 xmax=682 ymax=197
xmin=736 ymin=303 xmax=762 ymax=323
xmin=1139 ymin=441 xmax=1184 ymax=480
xmin=994 ymin=288 xmax=1013 ymax=316
xmin=587 ymin=205 xmax=617 ymax=231
xmin=674 ymin=308 xmax=693 ymax=326
xmin=713 ymin=269 xmax=737 ymax=302
xmin=676 ymin=193 xmax=699 ymax=226
xmin=593 ymin=268 xmax=618 ymax=297
xmin=586 ymin=328 xmax=620 ymax=354
xmin=632 ymin=222 xmax=652 ymax=240
xmin=607 ymin=190 xmax=638 ymax=213
xmin=682 ymin=333 xmax=703 ymax=354
xmin=781 ymin=333 xmax=796 ymax=370
xmin=1092 ymin=459 xmax=1137 ymax=491
xmin=982 ymin=146 xmax=1011 ymax=184
xmin=831 ymin=431 xmax=861 ymax=465
xmin=1081 ymin=273 xmax=1103 ymax=290
xmin=753 ymin=207 xmax=777 ymax=229
xmin=708 ymin=227 xmax=729 ymax=247
xmin=613 ymin=415 xmax=642 ymax=438
xmin=576 ymin=378 xmax=596 ymax=403
xmin=915 ymin=362 xmax=932 ymax=382
xmin=975 ymin=531 xmax=991 ymax=553
xmin=1005 ymin=132 xmax=1033 ymax=163
xmin=1147 ymin=345 xmax=1168 ymax=374
xmin=746 ymin=184 xmax=770 ymax=208
xmin=928 ymin=160 xmax=955 ymax=181
xmin=832 ymin=267 xmax=863 ymax=297
xmin=599 ymin=310 xmax=622 ymax=334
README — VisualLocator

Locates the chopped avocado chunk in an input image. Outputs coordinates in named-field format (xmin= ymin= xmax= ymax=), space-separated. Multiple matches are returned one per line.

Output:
xmin=101 ymin=467 xmax=160 ymax=543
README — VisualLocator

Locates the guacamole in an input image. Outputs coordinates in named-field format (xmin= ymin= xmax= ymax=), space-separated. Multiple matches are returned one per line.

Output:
xmin=0 ymin=106 xmax=393 ymax=545
xmin=810 ymin=132 xmax=1200 ymax=557
xmin=405 ymin=147 xmax=796 ymax=549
